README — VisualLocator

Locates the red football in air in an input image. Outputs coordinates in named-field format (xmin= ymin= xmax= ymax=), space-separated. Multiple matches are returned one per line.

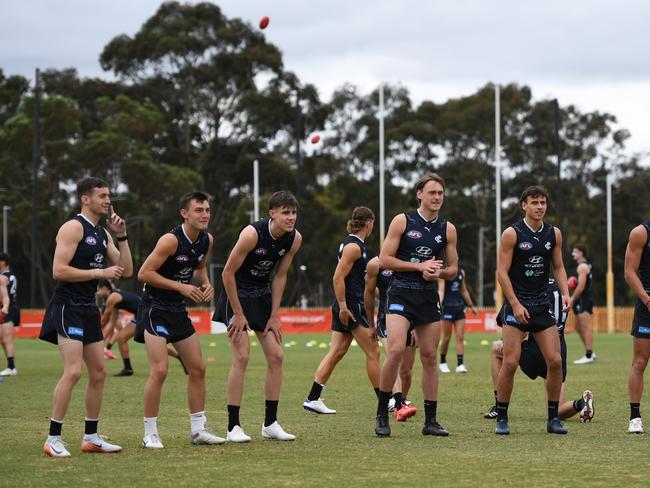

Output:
xmin=568 ymin=276 xmax=578 ymax=290
xmin=259 ymin=16 xmax=270 ymax=29
xmin=310 ymin=134 xmax=320 ymax=144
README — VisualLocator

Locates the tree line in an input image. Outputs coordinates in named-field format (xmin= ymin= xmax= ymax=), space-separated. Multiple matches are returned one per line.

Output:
xmin=1 ymin=1 xmax=647 ymax=308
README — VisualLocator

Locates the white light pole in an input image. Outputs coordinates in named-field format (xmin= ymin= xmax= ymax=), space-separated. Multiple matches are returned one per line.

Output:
xmin=378 ymin=83 xmax=386 ymax=246
xmin=253 ymin=159 xmax=259 ymax=221
xmin=606 ymin=173 xmax=614 ymax=333
xmin=495 ymin=85 xmax=503 ymax=308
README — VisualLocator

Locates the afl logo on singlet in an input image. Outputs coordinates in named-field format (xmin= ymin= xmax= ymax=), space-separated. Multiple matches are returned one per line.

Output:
xmin=254 ymin=248 xmax=268 ymax=255
xmin=381 ymin=270 xmax=393 ymax=277
xmin=407 ymin=230 xmax=422 ymax=239
xmin=85 ymin=236 xmax=97 ymax=246
xmin=176 ymin=255 xmax=189 ymax=262
xmin=519 ymin=242 xmax=533 ymax=250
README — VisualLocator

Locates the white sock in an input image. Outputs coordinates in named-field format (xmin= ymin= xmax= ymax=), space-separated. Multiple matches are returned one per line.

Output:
xmin=144 ymin=417 xmax=158 ymax=437
xmin=190 ymin=411 xmax=206 ymax=435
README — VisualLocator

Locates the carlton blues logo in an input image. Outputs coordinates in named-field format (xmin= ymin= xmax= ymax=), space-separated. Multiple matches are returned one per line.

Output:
xmin=519 ymin=242 xmax=533 ymax=250
xmin=406 ymin=230 xmax=422 ymax=239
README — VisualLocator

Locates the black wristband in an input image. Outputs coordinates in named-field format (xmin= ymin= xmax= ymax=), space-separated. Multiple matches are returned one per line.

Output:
xmin=116 ymin=235 xmax=128 ymax=242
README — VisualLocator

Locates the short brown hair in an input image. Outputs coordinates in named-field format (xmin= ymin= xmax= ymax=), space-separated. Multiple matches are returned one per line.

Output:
xmin=573 ymin=243 xmax=588 ymax=259
xmin=415 ymin=173 xmax=445 ymax=194
xmin=347 ymin=207 xmax=375 ymax=233
xmin=269 ymin=191 xmax=299 ymax=210
xmin=519 ymin=185 xmax=548 ymax=209
xmin=77 ymin=177 xmax=108 ymax=201
xmin=179 ymin=191 xmax=211 ymax=210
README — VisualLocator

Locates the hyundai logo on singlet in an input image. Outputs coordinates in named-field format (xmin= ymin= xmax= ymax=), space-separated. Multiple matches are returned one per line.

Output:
xmin=94 ymin=253 xmax=104 ymax=264
xmin=254 ymin=248 xmax=268 ymax=255
xmin=176 ymin=255 xmax=189 ymax=262
xmin=529 ymin=256 xmax=543 ymax=264
xmin=179 ymin=267 xmax=193 ymax=275
xmin=85 ymin=236 xmax=97 ymax=246
xmin=519 ymin=242 xmax=533 ymax=250
xmin=259 ymin=261 xmax=274 ymax=269
xmin=407 ymin=230 xmax=422 ymax=239
xmin=416 ymin=246 xmax=433 ymax=257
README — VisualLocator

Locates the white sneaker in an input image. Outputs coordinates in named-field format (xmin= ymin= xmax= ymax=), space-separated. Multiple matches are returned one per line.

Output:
xmin=227 ymin=425 xmax=251 ymax=443
xmin=191 ymin=428 xmax=226 ymax=445
xmin=303 ymin=398 xmax=336 ymax=414
xmin=439 ymin=363 xmax=451 ymax=373
xmin=455 ymin=364 xmax=468 ymax=374
xmin=574 ymin=354 xmax=596 ymax=365
xmin=628 ymin=417 xmax=644 ymax=434
xmin=262 ymin=421 xmax=295 ymax=441
xmin=0 ymin=368 xmax=17 ymax=376
xmin=81 ymin=434 xmax=122 ymax=453
xmin=43 ymin=437 xmax=71 ymax=458
xmin=142 ymin=433 xmax=164 ymax=449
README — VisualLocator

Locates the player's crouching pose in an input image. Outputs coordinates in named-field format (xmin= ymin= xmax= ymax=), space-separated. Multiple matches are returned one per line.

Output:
xmin=214 ymin=191 xmax=302 ymax=442
xmin=136 ymin=191 xmax=224 ymax=448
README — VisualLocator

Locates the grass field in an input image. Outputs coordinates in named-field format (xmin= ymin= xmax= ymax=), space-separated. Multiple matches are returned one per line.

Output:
xmin=0 ymin=332 xmax=647 ymax=487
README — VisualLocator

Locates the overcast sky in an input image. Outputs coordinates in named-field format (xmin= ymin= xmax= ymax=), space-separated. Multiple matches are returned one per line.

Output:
xmin=2 ymin=0 xmax=649 ymax=155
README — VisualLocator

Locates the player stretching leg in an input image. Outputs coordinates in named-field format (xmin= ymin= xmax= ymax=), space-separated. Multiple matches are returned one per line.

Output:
xmin=484 ymin=280 xmax=594 ymax=422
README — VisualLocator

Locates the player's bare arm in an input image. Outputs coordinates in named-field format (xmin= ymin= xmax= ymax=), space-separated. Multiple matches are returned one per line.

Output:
xmin=625 ymin=225 xmax=650 ymax=310
xmin=571 ymin=262 xmax=589 ymax=300
xmin=364 ymin=257 xmax=380 ymax=332
xmin=431 ymin=222 xmax=458 ymax=281
xmin=460 ymin=271 xmax=478 ymax=316
xmin=222 ymin=225 xmax=259 ymax=340
xmin=0 ymin=275 xmax=8 ymax=315
xmin=551 ymin=227 xmax=570 ymax=310
xmin=104 ymin=205 xmax=133 ymax=278
xmin=497 ymin=227 xmax=529 ymax=324
xmin=192 ymin=233 xmax=214 ymax=302
xmin=53 ymin=220 xmax=124 ymax=282
xmin=265 ymin=231 xmax=302 ymax=344
xmin=100 ymin=293 xmax=122 ymax=327
xmin=333 ymin=242 xmax=361 ymax=328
